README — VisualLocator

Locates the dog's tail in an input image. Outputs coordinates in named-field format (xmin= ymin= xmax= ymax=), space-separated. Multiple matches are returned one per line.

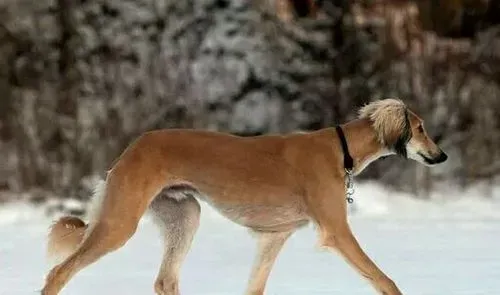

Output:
xmin=47 ymin=216 xmax=88 ymax=264
xmin=46 ymin=179 xmax=106 ymax=265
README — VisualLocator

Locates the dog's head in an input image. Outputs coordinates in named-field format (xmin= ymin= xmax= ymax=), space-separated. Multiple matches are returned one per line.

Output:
xmin=359 ymin=99 xmax=448 ymax=166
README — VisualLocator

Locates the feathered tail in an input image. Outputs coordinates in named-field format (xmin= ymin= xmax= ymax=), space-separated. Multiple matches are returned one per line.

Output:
xmin=47 ymin=216 xmax=88 ymax=264
xmin=46 ymin=179 xmax=107 ymax=265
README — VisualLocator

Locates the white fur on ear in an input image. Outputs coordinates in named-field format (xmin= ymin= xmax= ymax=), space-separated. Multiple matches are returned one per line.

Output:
xmin=358 ymin=98 xmax=410 ymax=148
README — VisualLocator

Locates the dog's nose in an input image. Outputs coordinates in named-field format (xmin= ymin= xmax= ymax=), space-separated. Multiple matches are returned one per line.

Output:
xmin=435 ymin=151 xmax=448 ymax=163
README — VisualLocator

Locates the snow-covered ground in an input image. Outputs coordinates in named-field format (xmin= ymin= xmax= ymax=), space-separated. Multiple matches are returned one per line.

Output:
xmin=1 ymin=182 xmax=499 ymax=295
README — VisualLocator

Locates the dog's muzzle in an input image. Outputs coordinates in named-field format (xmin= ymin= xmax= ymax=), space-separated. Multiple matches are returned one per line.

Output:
xmin=434 ymin=151 xmax=448 ymax=164
xmin=420 ymin=150 xmax=448 ymax=165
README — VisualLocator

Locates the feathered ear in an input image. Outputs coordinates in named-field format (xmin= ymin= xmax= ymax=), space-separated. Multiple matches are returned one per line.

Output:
xmin=358 ymin=99 xmax=412 ymax=155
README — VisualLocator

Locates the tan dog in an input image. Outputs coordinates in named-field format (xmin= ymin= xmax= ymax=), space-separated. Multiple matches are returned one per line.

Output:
xmin=41 ymin=98 xmax=447 ymax=295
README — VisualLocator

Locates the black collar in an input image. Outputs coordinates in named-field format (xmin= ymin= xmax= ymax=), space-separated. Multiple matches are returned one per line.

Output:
xmin=335 ymin=125 xmax=354 ymax=172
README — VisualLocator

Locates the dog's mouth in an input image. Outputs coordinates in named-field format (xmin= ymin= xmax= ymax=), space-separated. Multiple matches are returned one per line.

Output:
xmin=418 ymin=151 xmax=448 ymax=165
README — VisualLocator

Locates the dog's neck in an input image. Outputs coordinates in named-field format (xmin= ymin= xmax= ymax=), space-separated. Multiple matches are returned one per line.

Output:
xmin=339 ymin=118 xmax=393 ymax=175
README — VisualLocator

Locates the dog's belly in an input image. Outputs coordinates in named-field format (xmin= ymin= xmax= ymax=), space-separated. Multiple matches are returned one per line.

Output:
xmin=208 ymin=201 xmax=310 ymax=232
xmin=163 ymin=184 xmax=309 ymax=232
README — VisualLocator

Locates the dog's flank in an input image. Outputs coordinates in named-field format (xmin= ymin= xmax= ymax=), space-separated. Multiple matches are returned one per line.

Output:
xmin=41 ymin=98 xmax=447 ymax=295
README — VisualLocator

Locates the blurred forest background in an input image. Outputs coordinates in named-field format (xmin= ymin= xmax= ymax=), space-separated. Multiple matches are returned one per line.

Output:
xmin=1 ymin=0 xmax=500 ymax=209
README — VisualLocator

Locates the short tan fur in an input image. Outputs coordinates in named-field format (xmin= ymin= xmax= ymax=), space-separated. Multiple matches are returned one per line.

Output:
xmin=42 ymin=98 xmax=447 ymax=295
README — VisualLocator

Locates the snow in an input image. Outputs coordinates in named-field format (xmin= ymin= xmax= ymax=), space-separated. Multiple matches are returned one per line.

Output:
xmin=1 ymin=182 xmax=499 ymax=295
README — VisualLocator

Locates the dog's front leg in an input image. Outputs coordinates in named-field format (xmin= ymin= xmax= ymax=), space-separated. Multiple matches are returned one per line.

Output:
xmin=321 ymin=225 xmax=402 ymax=295
xmin=307 ymin=181 xmax=403 ymax=295
xmin=245 ymin=230 xmax=293 ymax=295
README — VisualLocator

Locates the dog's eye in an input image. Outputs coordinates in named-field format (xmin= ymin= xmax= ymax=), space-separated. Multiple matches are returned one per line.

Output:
xmin=417 ymin=125 xmax=424 ymax=133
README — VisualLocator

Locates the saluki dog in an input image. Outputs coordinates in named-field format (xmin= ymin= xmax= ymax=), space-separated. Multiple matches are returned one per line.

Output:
xmin=42 ymin=98 xmax=447 ymax=295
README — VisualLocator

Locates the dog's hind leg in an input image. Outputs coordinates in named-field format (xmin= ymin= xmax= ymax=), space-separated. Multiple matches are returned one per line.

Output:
xmin=245 ymin=230 xmax=293 ymax=295
xmin=42 ymin=220 xmax=138 ymax=295
xmin=150 ymin=193 xmax=201 ymax=295
xmin=41 ymin=171 xmax=154 ymax=295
